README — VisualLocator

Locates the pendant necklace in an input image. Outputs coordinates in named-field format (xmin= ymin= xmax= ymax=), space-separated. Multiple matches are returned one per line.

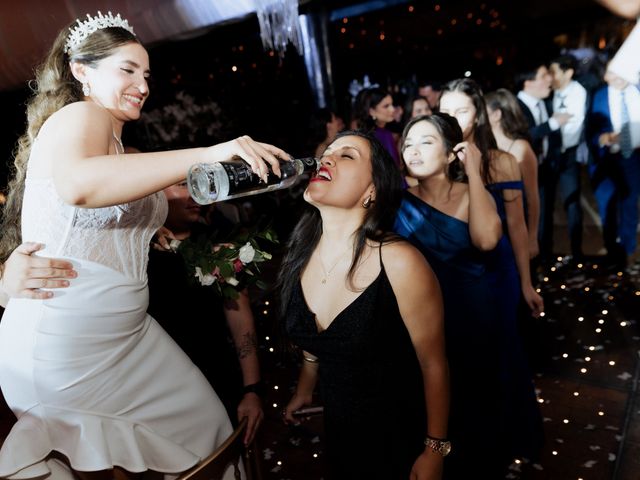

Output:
xmin=112 ymin=131 xmax=124 ymax=154
xmin=319 ymin=246 xmax=352 ymax=284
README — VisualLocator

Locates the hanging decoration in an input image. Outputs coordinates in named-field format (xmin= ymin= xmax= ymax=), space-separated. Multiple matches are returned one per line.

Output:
xmin=255 ymin=0 xmax=303 ymax=57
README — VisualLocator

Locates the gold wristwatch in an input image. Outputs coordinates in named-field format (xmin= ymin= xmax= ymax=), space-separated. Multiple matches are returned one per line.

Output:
xmin=424 ymin=436 xmax=452 ymax=456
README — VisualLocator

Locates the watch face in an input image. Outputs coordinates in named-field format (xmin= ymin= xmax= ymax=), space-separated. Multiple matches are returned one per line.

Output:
xmin=441 ymin=442 xmax=452 ymax=456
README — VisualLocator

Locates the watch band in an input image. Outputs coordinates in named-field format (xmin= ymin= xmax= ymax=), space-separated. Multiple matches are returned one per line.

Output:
xmin=424 ymin=436 xmax=452 ymax=457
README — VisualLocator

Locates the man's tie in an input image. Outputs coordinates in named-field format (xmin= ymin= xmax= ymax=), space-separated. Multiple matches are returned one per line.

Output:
xmin=619 ymin=90 xmax=633 ymax=158
xmin=536 ymin=101 xmax=549 ymax=159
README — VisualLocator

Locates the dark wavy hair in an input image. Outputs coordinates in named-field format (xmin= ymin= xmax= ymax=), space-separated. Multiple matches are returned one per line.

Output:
xmin=351 ymin=86 xmax=390 ymax=131
xmin=400 ymin=112 xmax=466 ymax=183
xmin=276 ymin=129 xmax=403 ymax=321
xmin=438 ymin=78 xmax=496 ymax=185
xmin=485 ymin=88 xmax=531 ymax=142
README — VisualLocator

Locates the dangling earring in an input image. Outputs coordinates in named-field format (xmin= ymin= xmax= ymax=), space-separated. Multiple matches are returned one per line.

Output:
xmin=362 ymin=195 xmax=373 ymax=209
xmin=82 ymin=82 xmax=91 ymax=97
xmin=372 ymin=116 xmax=377 ymax=121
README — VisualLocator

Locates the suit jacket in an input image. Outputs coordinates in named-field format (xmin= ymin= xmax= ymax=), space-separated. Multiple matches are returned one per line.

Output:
xmin=517 ymin=97 xmax=562 ymax=162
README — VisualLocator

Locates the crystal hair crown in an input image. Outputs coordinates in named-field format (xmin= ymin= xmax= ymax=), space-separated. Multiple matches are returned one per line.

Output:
xmin=64 ymin=11 xmax=135 ymax=54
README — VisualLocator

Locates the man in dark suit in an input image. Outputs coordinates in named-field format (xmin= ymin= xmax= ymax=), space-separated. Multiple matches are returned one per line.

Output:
xmin=515 ymin=63 xmax=572 ymax=263
xmin=587 ymin=69 xmax=640 ymax=267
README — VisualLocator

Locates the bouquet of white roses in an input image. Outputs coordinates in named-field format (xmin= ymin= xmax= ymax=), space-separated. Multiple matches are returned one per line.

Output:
xmin=175 ymin=224 xmax=278 ymax=300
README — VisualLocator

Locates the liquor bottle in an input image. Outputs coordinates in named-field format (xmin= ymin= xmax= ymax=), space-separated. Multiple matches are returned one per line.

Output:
xmin=187 ymin=156 xmax=319 ymax=205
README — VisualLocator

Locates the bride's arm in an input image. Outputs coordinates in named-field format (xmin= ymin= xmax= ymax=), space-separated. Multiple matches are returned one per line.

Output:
xmin=45 ymin=102 xmax=288 ymax=208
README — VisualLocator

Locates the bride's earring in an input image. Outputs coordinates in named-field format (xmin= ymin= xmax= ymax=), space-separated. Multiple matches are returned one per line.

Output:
xmin=82 ymin=82 xmax=91 ymax=96
xmin=362 ymin=195 xmax=373 ymax=209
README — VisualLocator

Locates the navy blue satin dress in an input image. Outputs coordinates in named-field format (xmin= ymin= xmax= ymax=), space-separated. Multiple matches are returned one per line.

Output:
xmin=486 ymin=181 xmax=544 ymax=461
xmin=394 ymin=190 xmax=504 ymax=478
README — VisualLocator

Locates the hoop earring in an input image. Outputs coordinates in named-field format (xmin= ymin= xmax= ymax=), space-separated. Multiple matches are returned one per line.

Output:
xmin=82 ymin=83 xmax=91 ymax=96
xmin=362 ymin=196 xmax=373 ymax=209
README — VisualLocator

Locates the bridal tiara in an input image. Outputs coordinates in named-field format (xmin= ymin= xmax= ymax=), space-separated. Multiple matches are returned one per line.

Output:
xmin=64 ymin=11 xmax=135 ymax=54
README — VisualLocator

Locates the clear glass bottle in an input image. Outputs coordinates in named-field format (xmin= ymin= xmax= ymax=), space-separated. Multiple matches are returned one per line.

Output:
xmin=187 ymin=156 xmax=319 ymax=205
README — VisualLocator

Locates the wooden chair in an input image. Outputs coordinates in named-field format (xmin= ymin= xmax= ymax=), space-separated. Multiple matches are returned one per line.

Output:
xmin=177 ymin=417 xmax=260 ymax=480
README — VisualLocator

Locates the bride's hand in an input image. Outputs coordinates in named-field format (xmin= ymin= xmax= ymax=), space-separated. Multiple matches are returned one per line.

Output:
xmin=210 ymin=136 xmax=291 ymax=183
xmin=0 ymin=242 xmax=77 ymax=300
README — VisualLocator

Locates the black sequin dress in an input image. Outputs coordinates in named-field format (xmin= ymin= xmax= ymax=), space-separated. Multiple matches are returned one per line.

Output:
xmin=285 ymin=248 xmax=426 ymax=479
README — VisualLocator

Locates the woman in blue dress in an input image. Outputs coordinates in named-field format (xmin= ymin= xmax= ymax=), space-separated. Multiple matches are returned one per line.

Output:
xmin=439 ymin=79 xmax=545 ymax=463
xmin=394 ymin=112 xmax=504 ymax=478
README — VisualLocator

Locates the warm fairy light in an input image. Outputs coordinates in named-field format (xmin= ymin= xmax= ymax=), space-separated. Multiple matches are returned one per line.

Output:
xmin=340 ymin=27 xmax=346 ymax=33
xmin=577 ymin=263 xmax=583 ymax=268
xmin=584 ymin=287 xmax=590 ymax=292
xmin=574 ymin=392 xmax=579 ymax=396
xmin=585 ymin=357 xmax=591 ymax=362
xmin=580 ymin=368 xmax=587 ymax=373
xmin=578 ymin=317 xmax=584 ymax=321
xmin=602 ymin=310 xmax=608 ymax=315
xmin=467 ymin=12 xmax=473 ymax=19
xmin=435 ymin=4 xmax=441 ymax=11
xmin=538 ymin=398 xmax=544 ymax=403
xmin=265 ymin=336 xmax=270 ymax=341
xmin=552 ymin=450 xmax=558 ymax=455
xmin=596 ymin=328 xmax=602 ymax=333
xmin=589 ymin=346 xmax=595 ymax=351
xmin=557 ymin=256 xmax=563 ymax=261
xmin=609 ymin=361 xmax=616 ymax=366
xmin=476 ymin=18 xmax=482 ymax=25
xmin=599 ymin=36 xmax=606 ymax=49
xmin=561 ymin=284 xmax=566 ymax=289
xmin=593 ymin=264 xmax=598 ymax=269
xmin=265 ymin=301 xmax=270 ymax=305
xmin=277 ymin=460 xmax=282 ymax=465
xmin=539 ymin=312 xmax=545 ymax=317
xmin=617 ymin=272 xmax=623 ymax=277
xmin=598 ymin=319 xmax=604 ymax=324
xmin=514 ymin=459 xmax=521 ymax=464
xmin=274 ymin=385 xmax=279 ymax=390
xmin=544 ymin=277 xmax=549 ymax=282
xmin=451 ymin=18 xmax=458 ymax=25
xmin=342 ymin=17 xmax=348 ymax=23
xmin=313 ymin=453 xmax=318 ymax=458
xmin=408 ymin=5 xmax=414 ymax=12
xmin=379 ymin=33 xmax=385 ymax=40
xmin=562 ymin=353 xmax=568 ymax=358
xmin=598 ymin=411 xmax=604 ymax=416
xmin=635 ymin=291 xmax=640 ymax=296
xmin=263 ymin=310 xmax=268 ymax=315
xmin=551 ymin=267 xmax=557 ymax=272
xmin=496 ymin=56 xmax=503 ymax=66
xmin=231 ymin=65 xmax=238 ymax=72
xmin=620 ymin=321 xmax=628 ymax=326
xmin=273 ymin=403 xmax=278 ymax=407
xmin=563 ymin=419 xmax=569 ymax=424
xmin=536 ymin=288 xmax=541 ymax=293
xmin=269 ymin=347 xmax=274 ymax=352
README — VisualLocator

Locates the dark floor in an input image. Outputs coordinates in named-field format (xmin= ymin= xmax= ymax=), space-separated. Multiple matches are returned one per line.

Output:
xmin=2 ymin=186 xmax=640 ymax=479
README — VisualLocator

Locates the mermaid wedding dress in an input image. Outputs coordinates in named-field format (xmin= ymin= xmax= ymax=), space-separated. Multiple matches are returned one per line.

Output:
xmin=0 ymin=149 xmax=234 ymax=479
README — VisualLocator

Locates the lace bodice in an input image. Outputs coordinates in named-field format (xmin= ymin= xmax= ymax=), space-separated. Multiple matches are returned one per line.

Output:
xmin=22 ymin=176 xmax=168 ymax=282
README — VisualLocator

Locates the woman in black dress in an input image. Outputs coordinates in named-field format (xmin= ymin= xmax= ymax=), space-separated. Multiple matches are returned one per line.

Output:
xmin=279 ymin=130 xmax=449 ymax=479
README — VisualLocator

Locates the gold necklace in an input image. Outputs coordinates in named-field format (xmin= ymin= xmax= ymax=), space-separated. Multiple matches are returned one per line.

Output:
xmin=112 ymin=131 xmax=124 ymax=154
xmin=318 ymin=246 xmax=352 ymax=284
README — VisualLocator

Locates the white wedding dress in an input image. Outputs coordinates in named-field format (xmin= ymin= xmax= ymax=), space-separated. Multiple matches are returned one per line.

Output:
xmin=0 ymin=149 xmax=235 ymax=479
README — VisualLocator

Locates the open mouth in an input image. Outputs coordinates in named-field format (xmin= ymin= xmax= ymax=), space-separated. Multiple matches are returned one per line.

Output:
xmin=311 ymin=166 xmax=332 ymax=182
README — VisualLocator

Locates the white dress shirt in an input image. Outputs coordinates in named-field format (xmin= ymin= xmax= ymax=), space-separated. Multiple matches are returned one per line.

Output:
xmin=553 ymin=80 xmax=587 ymax=151
xmin=608 ymin=83 xmax=640 ymax=150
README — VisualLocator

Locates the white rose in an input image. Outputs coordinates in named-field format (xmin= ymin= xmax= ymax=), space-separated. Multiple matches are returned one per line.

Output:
xmin=238 ymin=242 xmax=255 ymax=264
xmin=169 ymin=239 xmax=182 ymax=252
xmin=195 ymin=267 xmax=216 ymax=286
xmin=226 ymin=277 xmax=239 ymax=286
